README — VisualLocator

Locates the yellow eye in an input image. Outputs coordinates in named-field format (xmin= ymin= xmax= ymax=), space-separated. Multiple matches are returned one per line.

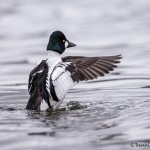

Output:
xmin=63 ymin=40 xmax=65 ymax=43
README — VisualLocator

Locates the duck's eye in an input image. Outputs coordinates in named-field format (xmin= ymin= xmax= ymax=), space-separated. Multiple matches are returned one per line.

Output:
xmin=63 ymin=40 xmax=65 ymax=43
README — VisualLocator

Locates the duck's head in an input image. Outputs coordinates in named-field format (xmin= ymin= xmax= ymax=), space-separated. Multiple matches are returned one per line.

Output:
xmin=47 ymin=31 xmax=76 ymax=54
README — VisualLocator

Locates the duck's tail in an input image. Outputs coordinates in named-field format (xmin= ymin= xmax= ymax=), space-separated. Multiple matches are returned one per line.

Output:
xmin=26 ymin=89 xmax=43 ymax=110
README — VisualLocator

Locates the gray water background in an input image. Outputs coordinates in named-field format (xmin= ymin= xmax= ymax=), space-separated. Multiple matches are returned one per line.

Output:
xmin=0 ymin=0 xmax=150 ymax=149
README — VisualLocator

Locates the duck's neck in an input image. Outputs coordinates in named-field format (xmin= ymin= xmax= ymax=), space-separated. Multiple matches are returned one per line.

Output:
xmin=47 ymin=51 xmax=62 ymax=66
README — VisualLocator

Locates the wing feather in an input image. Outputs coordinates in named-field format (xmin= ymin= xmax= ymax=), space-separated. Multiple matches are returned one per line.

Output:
xmin=64 ymin=55 xmax=122 ymax=82
xmin=28 ymin=60 xmax=46 ymax=95
xmin=50 ymin=54 xmax=122 ymax=101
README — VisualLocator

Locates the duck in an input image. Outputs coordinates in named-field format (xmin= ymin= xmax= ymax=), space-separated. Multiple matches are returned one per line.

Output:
xmin=26 ymin=31 xmax=122 ymax=111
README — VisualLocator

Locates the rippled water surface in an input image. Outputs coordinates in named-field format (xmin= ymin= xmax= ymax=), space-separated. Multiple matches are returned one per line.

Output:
xmin=0 ymin=0 xmax=150 ymax=150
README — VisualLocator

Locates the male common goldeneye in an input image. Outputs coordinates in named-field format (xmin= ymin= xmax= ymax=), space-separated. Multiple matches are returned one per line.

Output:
xmin=26 ymin=31 xmax=122 ymax=111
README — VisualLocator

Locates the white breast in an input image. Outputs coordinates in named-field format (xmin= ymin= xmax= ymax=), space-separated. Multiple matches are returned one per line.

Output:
xmin=45 ymin=51 xmax=62 ymax=108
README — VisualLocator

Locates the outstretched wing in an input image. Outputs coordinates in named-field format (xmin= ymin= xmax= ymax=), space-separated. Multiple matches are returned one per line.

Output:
xmin=51 ymin=55 xmax=122 ymax=101
xmin=28 ymin=60 xmax=46 ymax=95
xmin=66 ymin=55 xmax=122 ymax=82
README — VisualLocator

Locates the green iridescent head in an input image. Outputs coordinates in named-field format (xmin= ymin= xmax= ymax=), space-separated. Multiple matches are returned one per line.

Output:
xmin=47 ymin=31 xmax=76 ymax=54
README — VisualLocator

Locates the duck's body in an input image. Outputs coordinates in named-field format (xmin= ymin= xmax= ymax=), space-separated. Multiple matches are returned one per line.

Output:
xmin=26 ymin=31 xmax=122 ymax=111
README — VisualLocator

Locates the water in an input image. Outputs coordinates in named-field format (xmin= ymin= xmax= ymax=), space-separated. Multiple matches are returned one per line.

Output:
xmin=0 ymin=0 xmax=150 ymax=149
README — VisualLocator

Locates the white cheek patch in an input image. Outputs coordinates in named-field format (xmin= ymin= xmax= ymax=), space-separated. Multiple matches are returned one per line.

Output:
xmin=65 ymin=41 xmax=68 ymax=48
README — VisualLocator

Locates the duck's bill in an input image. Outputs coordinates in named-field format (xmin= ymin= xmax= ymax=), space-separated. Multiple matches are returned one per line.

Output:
xmin=67 ymin=41 xmax=76 ymax=48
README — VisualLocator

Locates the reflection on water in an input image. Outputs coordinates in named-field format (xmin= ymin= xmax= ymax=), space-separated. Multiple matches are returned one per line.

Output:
xmin=0 ymin=0 xmax=150 ymax=149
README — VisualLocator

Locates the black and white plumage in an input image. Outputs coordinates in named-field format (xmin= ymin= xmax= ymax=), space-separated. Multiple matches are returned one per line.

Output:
xmin=26 ymin=31 xmax=122 ymax=111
